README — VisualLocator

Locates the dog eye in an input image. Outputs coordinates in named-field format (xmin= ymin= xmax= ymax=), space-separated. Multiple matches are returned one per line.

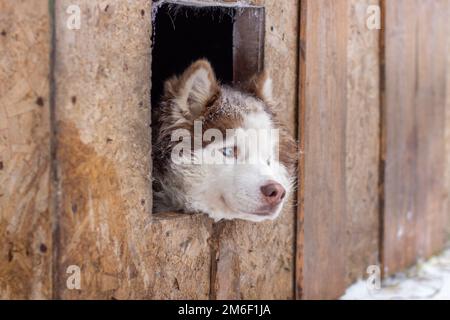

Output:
xmin=267 ymin=158 xmax=271 ymax=166
xmin=221 ymin=146 xmax=236 ymax=158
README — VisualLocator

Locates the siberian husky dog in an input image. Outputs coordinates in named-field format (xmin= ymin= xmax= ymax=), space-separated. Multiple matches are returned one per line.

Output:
xmin=153 ymin=59 xmax=296 ymax=222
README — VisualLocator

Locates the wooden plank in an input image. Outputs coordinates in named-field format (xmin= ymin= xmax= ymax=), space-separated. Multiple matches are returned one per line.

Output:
xmin=232 ymin=7 xmax=265 ymax=84
xmin=414 ymin=0 xmax=448 ymax=260
xmin=297 ymin=0 xmax=348 ymax=299
xmin=446 ymin=1 xmax=450 ymax=241
xmin=212 ymin=0 xmax=299 ymax=299
xmin=54 ymin=0 xmax=212 ymax=299
xmin=345 ymin=0 xmax=381 ymax=285
xmin=0 ymin=1 xmax=52 ymax=299
xmin=382 ymin=0 xmax=418 ymax=276
xmin=382 ymin=0 xmax=449 ymax=276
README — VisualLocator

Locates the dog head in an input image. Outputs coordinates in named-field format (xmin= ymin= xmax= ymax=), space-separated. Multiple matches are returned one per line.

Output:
xmin=153 ymin=59 xmax=296 ymax=222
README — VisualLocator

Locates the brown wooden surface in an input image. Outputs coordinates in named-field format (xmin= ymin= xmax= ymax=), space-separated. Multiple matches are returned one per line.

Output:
xmin=2 ymin=0 xmax=450 ymax=300
xmin=447 ymin=3 xmax=450 ymax=241
xmin=53 ymin=0 xmax=212 ymax=299
xmin=232 ymin=7 xmax=265 ymax=84
xmin=297 ymin=0 xmax=348 ymax=299
xmin=212 ymin=0 xmax=300 ymax=299
xmin=382 ymin=0 xmax=449 ymax=276
xmin=0 ymin=1 xmax=52 ymax=299
xmin=345 ymin=0 xmax=380 ymax=285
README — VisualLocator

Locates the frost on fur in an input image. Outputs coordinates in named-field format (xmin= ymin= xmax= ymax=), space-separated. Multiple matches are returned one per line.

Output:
xmin=153 ymin=59 xmax=297 ymax=222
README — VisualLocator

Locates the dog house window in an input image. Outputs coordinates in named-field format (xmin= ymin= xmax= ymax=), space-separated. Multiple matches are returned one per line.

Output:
xmin=151 ymin=0 xmax=264 ymax=214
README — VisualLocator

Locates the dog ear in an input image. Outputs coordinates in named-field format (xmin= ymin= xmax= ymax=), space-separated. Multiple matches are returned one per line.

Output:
xmin=167 ymin=59 xmax=219 ymax=120
xmin=245 ymin=71 xmax=274 ymax=104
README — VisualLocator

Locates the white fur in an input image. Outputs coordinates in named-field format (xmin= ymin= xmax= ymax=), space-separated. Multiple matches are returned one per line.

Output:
xmin=154 ymin=62 xmax=293 ymax=222
xmin=160 ymin=109 xmax=292 ymax=222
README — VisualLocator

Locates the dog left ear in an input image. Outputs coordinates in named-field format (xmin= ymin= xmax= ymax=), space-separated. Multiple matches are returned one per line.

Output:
xmin=171 ymin=59 xmax=219 ymax=120
xmin=245 ymin=71 xmax=274 ymax=104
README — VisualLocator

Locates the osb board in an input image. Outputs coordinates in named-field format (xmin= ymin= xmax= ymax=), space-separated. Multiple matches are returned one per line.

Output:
xmin=212 ymin=0 xmax=299 ymax=299
xmin=0 ymin=1 xmax=52 ymax=299
xmin=54 ymin=0 xmax=212 ymax=299
xmin=382 ymin=0 xmax=449 ymax=276
xmin=297 ymin=0 xmax=348 ymax=299
xmin=345 ymin=0 xmax=380 ymax=285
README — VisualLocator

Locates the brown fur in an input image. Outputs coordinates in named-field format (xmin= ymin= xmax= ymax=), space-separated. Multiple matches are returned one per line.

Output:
xmin=153 ymin=60 xmax=297 ymax=180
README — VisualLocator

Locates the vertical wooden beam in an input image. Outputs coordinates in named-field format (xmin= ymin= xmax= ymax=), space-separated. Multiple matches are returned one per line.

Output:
xmin=446 ymin=1 xmax=450 ymax=241
xmin=414 ymin=0 xmax=448 ymax=260
xmin=232 ymin=7 xmax=265 ymax=84
xmin=212 ymin=0 xmax=299 ymax=299
xmin=296 ymin=0 xmax=307 ymax=300
xmin=382 ymin=0 xmax=418 ymax=278
xmin=297 ymin=0 xmax=348 ymax=299
xmin=382 ymin=0 xmax=449 ymax=275
xmin=0 ymin=1 xmax=52 ymax=299
xmin=345 ymin=0 xmax=381 ymax=285
xmin=54 ymin=0 xmax=212 ymax=299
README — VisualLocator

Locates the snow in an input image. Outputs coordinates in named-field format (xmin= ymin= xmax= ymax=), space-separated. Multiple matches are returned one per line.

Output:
xmin=341 ymin=247 xmax=450 ymax=300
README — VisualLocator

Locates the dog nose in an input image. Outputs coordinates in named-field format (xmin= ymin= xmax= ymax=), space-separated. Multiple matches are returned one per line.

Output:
xmin=260 ymin=181 xmax=286 ymax=206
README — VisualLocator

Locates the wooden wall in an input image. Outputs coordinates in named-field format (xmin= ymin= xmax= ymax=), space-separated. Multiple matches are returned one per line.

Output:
xmin=297 ymin=0 xmax=380 ymax=299
xmin=1 ymin=0 xmax=300 ymax=300
xmin=1 ymin=0 xmax=449 ymax=300
xmin=447 ymin=4 xmax=450 ymax=241
xmin=297 ymin=0 xmax=349 ymax=300
xmin=53 ymin=0 xmax=213 ymax=299
xmin=211 ymin=0 xmax=299 ymax=300
xmin=0 ymin=1 xmax=52 ymax=299
xmin=345 ymin=0 xmax=380 ymax=286
xmin=381 ymin=0 xmax=450 ymax=276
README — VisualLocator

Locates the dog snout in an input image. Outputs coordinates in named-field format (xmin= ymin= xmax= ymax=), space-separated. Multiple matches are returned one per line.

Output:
xmin=260 ymin=181 xmax=286 ymax=206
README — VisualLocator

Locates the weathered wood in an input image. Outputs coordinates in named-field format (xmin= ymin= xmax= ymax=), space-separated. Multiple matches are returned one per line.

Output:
xmin=414 ymin=0 xmax=448 ymax=262
xmin=446 ymin=2 xmax=450 ymax=241
xmin=54 ymin=0 xmax=212 ymax=299
xmin=212 ymin=0 xmax=299 ymax=299
xmin=232 ymin=7 xmax=265 ymax=84
xmin=0 ymin=1 xmax=52 ymax=299
xmin=382 ymin=0 xmax=417 ymax=276
xmin=345 ymin=0 xmax=380 ymax=285
xmin=382 ymin=0 xmax=449 ymax=276
xmin=297 ymin=0 xmax=348 ymax=299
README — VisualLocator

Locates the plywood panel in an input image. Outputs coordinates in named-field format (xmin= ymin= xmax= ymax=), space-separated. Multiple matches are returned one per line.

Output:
xmin=212 ymin=0 xmax=299 ymax=299
xmin=54 ymin=0 xmax=212 ymax=299
xmin=0 ymin=1 xmax=52 ymax=299
xmin=345 ymin=0 xmax=380 ymax=285
xmin=382 ymin=0 xmax=449 ymax=276
xmin=297 ymin=0 xmax=348 ymax=299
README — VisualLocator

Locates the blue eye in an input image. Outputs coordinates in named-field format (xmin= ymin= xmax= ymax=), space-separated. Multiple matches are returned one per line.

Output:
xmin=221 ymin=147 xmax=235 ymax=158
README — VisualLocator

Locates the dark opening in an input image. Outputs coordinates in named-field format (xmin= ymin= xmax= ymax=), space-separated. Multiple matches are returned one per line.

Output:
xmin=151 ymin=2 xmax=234 ymax=107
xmin=151 ymin=1 xmax=264 ymax=215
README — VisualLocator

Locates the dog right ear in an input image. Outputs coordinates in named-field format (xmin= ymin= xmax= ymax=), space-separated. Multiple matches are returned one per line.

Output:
xmin=243 ymin=71 xmax=275 ymax=105
xmin=165 ymin=59 xmax=219 ymax=121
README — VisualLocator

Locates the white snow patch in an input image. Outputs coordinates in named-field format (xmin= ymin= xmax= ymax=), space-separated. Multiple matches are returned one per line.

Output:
xmin=341 ymin=247 xmax=450 ymax=300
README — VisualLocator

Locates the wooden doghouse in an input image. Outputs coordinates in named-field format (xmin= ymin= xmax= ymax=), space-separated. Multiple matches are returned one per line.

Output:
xmin=0 ymin=0 xmax=449 ymax=300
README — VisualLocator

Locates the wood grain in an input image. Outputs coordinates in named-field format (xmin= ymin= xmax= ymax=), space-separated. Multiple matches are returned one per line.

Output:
xmin=382 ymin=0 xmax=449 ymax=276
xmin=53 ymin=0 xmax=212 ymax=299
xmin=233 ymin=7 xmax=265 ymax=85
xmin=446 ymin=1 xmax=450 ymax=241
xmin=297 ymin=0 xmax=348 ymax=299
xmin=212 ymin=0 xmax=299 ymax=300
xmin=0 ymin=1 xmax=52 ymax=299
xmin=345 ymin=0 xmax=380 ymax=285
